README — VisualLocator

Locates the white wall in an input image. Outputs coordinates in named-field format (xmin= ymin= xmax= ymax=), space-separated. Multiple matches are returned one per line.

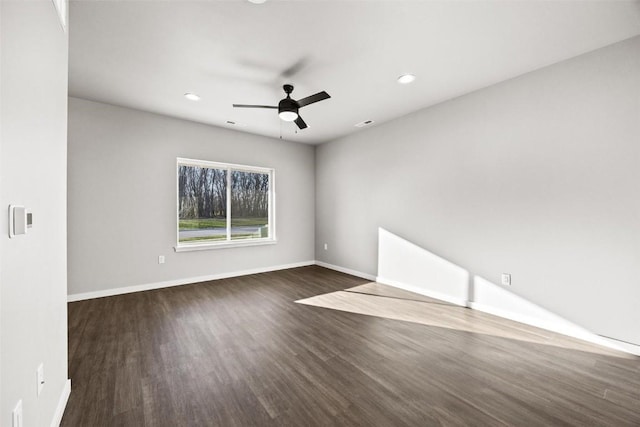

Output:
xmin=67 ymin=97 xmax=315 ymax=297
xmin=1 ymin=1 xmax=70 ymax=426
xmin=316 ymin=36 xmax=640 ymax=346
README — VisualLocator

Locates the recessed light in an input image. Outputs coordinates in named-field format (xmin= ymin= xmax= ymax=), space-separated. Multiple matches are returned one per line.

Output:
xmin=397 ymin=74 xmax=416 ymax=84
xmin=184 ymin=92 xmax=201 ymax=101
xmin=248 ymin=0 xmax=267 ymax=4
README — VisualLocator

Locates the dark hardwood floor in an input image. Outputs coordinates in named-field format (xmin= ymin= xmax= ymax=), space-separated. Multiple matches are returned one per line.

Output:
xmin=62 ymin=266 xmax=640 ymax=426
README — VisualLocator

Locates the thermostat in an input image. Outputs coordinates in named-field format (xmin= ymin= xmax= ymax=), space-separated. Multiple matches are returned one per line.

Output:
xmin=9 ymin=205 xmax=32 ymax=238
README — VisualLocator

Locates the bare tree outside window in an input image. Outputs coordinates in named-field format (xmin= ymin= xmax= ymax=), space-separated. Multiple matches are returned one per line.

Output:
xmin=177 ymin=159 xmax=273 ymax=247
xmin=231 ymin=171 xmax=269 ymax=240
xmin=178 ymin=165 xmax=228 ymax=242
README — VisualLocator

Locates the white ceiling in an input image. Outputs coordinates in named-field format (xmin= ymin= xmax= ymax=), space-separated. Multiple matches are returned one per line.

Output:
xmin=69 ymin=0 xmax=640 ymax=145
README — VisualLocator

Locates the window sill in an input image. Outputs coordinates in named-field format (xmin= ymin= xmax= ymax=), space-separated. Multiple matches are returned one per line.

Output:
xmin=174 ymin=238 xmax=277 ymax=252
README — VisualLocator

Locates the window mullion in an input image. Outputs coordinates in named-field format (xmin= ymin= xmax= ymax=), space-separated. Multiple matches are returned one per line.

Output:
xmin=226 ymin=168 xmax=231 ymax=241
xmin=268 ymin=171 xmax=273 ymax=239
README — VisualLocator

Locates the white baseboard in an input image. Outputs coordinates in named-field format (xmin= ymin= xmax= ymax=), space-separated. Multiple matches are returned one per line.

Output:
xmin=596 ymin=336 xmax=640 ymax=356
xmin=68 ymin=261 xmax=315 ymax=302
xmin=51 ymin=379 xmax=71 ymax=427
xmin=315 ymin=261 xmax=377 ymax=281
xmin=469 ymin=301 xmax=640 ymax=356
xmin=376 ymin=276 xmax=640 ymax=356
xmin=68 ymin=260 xmax=374 ymax=303
xmin=65 ymin=259 xmax=640 ymax=356
xmin=376 ymin=276 xmax=468 ymax=307
xmin=468 ymin=301 xmax=569 ymax=335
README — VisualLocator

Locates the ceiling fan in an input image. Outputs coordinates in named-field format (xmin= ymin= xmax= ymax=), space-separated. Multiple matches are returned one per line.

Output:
xmin=233 ymin=84 xmax=330 ymax=130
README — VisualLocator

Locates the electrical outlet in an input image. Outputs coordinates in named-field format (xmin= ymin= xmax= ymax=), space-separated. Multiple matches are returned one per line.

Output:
xmin=37 ymin=363 xmax=44 ymax=396
xmin=12 ymin=400 xmax=23 ymax=427
xmin=501 ymin=273 xmax=511 ymax=286
xmin=158 ymin=255 xmax=165 ymax=264
xmin=323 ymin=243 xmax=328 ymax=251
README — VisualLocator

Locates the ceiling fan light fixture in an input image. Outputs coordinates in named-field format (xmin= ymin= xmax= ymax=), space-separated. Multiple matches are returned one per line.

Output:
xmin=184 ymin=92 xmax=201 ymax=101
xmin=278 ymin=111 xmax=298 ymax=122
xmin=397 ymin=74 xmax=416 ymax=84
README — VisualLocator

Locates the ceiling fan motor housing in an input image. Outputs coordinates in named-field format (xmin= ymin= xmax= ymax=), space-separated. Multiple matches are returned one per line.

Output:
xmin=278 ymin=97 xmax=299 ymax=118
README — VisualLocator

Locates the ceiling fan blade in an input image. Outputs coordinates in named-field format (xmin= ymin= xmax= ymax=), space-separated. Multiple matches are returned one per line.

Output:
xmin=232 ymin=104 xmax=277 ymax=109
xmin=296 ymin=91 xmax=330 ymax=108
xmin=294 ymin=116 xmax=308 ymax=130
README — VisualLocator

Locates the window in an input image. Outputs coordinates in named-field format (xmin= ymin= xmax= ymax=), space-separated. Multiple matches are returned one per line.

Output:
xmin=176 ymin=158 xmax=275 ymax=251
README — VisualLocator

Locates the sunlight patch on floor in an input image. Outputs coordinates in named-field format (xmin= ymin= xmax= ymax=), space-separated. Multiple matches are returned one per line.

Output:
xmin=296 ymin=283 xmax=634 ymax=359
xmin=344 ymin=282 xmax=455 ymax=305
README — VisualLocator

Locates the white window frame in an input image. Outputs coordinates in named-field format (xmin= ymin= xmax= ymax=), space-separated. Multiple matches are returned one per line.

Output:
xmin=174 ymin=157 xmax=276 ymax=252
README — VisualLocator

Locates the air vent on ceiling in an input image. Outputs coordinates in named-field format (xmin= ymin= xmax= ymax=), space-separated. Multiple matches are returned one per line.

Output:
xmin=355 ymin=120 xmax=375 ymax=128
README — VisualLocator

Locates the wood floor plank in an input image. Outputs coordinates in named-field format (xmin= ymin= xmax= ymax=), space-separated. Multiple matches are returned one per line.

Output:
xmin=61 ymin=266 xmax=640 ymax=426
xmin=296 ymin=289 xmax=632 ymax=358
